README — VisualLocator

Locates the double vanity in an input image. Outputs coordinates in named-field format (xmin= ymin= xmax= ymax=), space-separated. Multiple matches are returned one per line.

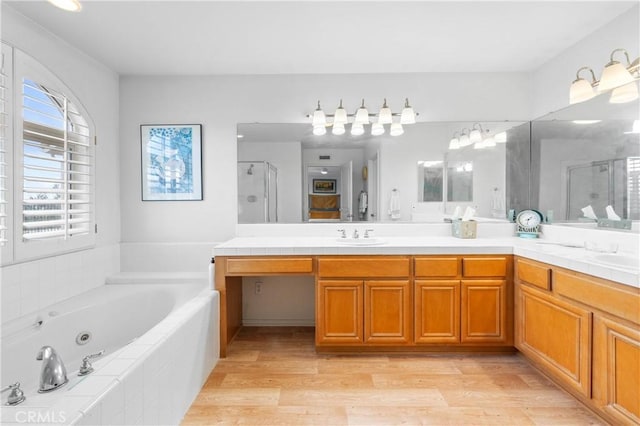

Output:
xmin=213 ymin=224 xmax=639 ymax=424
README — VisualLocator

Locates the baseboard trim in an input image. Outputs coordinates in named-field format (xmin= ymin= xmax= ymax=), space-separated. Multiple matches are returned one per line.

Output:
xmin=242 ymin=319 xmax=315 ymax=327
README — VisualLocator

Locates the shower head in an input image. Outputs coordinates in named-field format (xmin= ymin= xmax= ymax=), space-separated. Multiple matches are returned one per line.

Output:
xmin=247 ymin=164 xmax=254 ymax=175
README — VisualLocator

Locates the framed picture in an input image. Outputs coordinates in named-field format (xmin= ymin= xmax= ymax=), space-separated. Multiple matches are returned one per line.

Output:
xmin=313 ymin=179 xmax=337 ymax=194
xmin=140 ymin=124 xmax=203 ymax=201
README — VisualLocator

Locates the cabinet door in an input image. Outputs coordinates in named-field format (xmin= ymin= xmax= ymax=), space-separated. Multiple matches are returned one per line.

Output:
xmin=415 ymin=280 xmax=460 ymax=343
xmin=515 ymin=284 xmax=592 ymax=397
xmin=364 ymin=280 xmax=412 ymax=344
xmin=461 ymin=280 xmax=507 ymax=343
xmin=316 ymin=280 xmax=363 ymax=344
xmin=593 ymin=315 xmax=640 ymax=424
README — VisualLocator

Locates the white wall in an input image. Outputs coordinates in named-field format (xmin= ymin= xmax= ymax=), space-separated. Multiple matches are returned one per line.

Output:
xmin=531 ymin=5 xmax=639 ymax=118
xmin=0 ymin=6 xmax=121 ymax=323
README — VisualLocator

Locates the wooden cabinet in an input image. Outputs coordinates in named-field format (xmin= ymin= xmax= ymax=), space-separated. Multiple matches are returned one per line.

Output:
xmin=462 ymin=279 xmax=508 ymax=343
xmin=415 ymin=280 xmax=460 ymax=343
xmin=515 ymin=284 xmax=592 ymax=397
xmin=316 ymin=256 xmax=412 ymax=347
xmin=593 ymin=315 xmax=640 ymax=424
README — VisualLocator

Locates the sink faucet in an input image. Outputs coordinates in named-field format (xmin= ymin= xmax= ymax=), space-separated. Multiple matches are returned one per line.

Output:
xmin=353 ymin=229 xmax=359 ymax=239
xmin=364 ymin=229 xmax=374 ymax=238
xmin=36 ymin=346 xmax=68 ymax=393
xmin=337 ymin=229 xmax=346 ymax=238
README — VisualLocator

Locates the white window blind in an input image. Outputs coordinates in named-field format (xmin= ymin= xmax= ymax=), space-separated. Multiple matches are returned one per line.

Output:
xmin=21 ymin=78 xmax=93 ymax=242
xmin=0 ymin=53 xmax=8 ymax=247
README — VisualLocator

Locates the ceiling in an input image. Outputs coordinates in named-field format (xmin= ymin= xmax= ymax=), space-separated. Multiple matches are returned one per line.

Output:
xmin=4 ymin=1 xmax=636 ymax=76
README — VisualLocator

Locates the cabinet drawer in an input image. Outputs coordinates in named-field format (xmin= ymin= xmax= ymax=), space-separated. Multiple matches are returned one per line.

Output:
xmin=516 ymin=258 xmax=551 ymax=291
xmin=462 ymin=257 xmax=508 ymax=277
xmin=415 ymin=257 xmax=459 ymax=277
xmin=226 ymin=257 xmax=313 ymax=275
xmin=318 ymin=257 xmax=410 ymax=278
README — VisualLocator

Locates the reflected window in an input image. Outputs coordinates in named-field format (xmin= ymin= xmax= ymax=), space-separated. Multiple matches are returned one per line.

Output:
xmin=448 ymin=162 xmax=473 ymax=202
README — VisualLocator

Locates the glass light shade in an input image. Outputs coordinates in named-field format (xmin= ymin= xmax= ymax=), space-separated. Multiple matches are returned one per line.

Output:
xmin=598 ymin=61 xmax=634 ymax=92
xmin=483 ymin=136 xmax=496 ymax=147
xmin=332 ymin=122 xmax=346 ymax=135
xmin=371 ymin=122 xmax=385 ymax=136
xmin=47 ymin=0 xmax=82 ymax=11
xmin=400 ymin=106 xmax=416 ymax=124
xmin=320 ymin=167 xmax=328 ymax=175
xmin=312 ymin=125 xmax=326 ymax=136
xmin=459 ymin=133 xmax=471 ymax=147
xmin=390 ymin=123 xmax=404 ymax=136
xmin=569 ymin=78 xmax=596 ymax=104
xmin=449 ymin=138 xmax=460 ymax=150
xmin=312 ymin=109 xmax=326 ymax=127
xmin=494 ymin=132 xmax=507 ymax=143
xmin=469 ymin=128 xmax=482 ymax=144
xmin=333 ymin=107 xmax=347 ymax=125
xmin=351 ymin=122 xmax=365 ymax=136
xmin=378 ymin=106 xmax=392 ymax=124
xmin=609 ymin=81 xmax=639 ymax=103
xmin=354 ymin=107 xmax=370 ymax=125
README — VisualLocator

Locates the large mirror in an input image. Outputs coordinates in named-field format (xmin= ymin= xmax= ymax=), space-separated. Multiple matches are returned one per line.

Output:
xmin=530 ymin=92 xmax=639 ymax=228
xmin=237 ymin=121 xmax=527 ymax=223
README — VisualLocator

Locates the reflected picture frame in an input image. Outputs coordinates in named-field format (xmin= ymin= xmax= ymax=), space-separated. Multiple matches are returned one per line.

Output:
xmin=140 ymin=124 xmax=203 ymax=201
xmin=313 ymin=179 xmax=336 ymax=194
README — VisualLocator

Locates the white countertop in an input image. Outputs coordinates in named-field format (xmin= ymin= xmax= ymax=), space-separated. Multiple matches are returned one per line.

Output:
xmin=213 ymin=235 xmax=639 ymax=288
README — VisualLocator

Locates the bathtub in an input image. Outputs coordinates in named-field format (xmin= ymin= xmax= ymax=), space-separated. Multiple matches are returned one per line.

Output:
xmin=1 ymin=279 xmax=219 ymax=425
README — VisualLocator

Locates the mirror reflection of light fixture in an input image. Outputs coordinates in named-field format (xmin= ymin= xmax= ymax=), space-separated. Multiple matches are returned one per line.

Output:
xmin=390 ymin=122 xmax=404 ymax=137
xmin=494 ymin=132 xmax=507 ymax=143
xmin=483 ymin=136 xmax=496 ymax=148
xmin=47 ymin=0 xmax=82 ymax=11
xmin=371 ymin=122 xmax=385 ymax=136
xmin=469 ymin=123 xmax=484 ymax=144
xmin=458 ymin=129 xmax=471 ymax=147
xmin=448 ymin=132 xmax=461 ymax=150
xmin=351 ymin=122 xmax=365 ymax=136
xmin=624 ymin=119 xmax=640 ymax=134
xmin=609 ymin=81 xmax=639 ymax=103
xmin=598 ymin=48 xmax=635 ymax=92
xmin=332 ymin=122 xmax=345 ymax=135
xmin=313 ymin=125 xmax=326 ymax=136
xmin=569 ymin=67 xmax=598 ymax=105
xmin=320 ymin=167 xmax=328 ymax=175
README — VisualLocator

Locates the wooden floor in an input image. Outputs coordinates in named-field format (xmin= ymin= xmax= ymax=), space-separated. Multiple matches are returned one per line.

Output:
xmin=182 ymin=327 xmax=605 ymax=425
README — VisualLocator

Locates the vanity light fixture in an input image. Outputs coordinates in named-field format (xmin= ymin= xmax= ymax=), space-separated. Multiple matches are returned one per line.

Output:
xmin=458 ymin=129 xmax=472 ymax=147
xmin=569 ymin=48 xmax=639 ymax=105
xmin=449 ymin=124 xmax=502 ymax=150
xmin=469 ymin=123 xmax=484 ymax=144
xmin=47 ymin=0 xmax=82 ymax=11
xmin=448 ymin=132 xmax=461 ymax=150
xmin=308 ymin=98 xmax=418 ymax=137
xmin=494 ymin=132 xmax=507 ymax=143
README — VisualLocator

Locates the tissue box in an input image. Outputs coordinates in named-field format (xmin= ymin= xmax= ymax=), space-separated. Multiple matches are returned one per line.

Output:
xmin=452 ymin=220 xmax=477 ymax=239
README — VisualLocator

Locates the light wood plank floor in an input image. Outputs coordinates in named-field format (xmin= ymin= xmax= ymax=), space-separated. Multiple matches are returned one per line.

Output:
xmin=182 ymin=327 xmax=605 ymax=425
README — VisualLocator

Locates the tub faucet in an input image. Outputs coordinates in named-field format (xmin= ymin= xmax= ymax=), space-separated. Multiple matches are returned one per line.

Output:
xmin=36 ymin=346 xmax=68 ymax=393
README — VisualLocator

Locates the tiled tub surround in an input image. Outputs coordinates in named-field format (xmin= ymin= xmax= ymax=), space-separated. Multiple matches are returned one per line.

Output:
xmin=1 ymin=279 xmax=219 ymax=425
xmin=217 ymin=222 xmax=640 ymax=287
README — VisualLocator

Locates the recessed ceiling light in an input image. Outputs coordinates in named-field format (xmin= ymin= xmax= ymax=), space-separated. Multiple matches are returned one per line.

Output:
xmin=47 ymin=0 xmax=82 ymax=12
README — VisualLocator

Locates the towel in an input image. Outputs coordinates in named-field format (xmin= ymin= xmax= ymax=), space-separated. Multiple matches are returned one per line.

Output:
xmin=389 ymin=190 xmax=401 ymax=220
xmin=605 ymin=205 xmax=621 ymax=220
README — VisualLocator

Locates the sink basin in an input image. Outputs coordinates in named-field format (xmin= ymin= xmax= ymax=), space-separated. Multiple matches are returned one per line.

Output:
xmin=591 ymin=254 xmax=640 ymax=270
xmin=335 ymin=238 xmax=386 ymax=246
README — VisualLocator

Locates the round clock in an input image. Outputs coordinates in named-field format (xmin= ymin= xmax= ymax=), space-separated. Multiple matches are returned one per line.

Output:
xmin=516 ymin=209 xmax=543 ymax=238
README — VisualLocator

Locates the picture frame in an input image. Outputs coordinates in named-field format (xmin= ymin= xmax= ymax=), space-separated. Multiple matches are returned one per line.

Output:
xmin=140 ymin=124 xmax=203 ymax=201
xmin=313 ymin=179 xmax=337 ymax=194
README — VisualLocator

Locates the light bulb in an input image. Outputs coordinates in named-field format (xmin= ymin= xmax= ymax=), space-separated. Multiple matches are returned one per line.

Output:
xmin=449 ymin=137 xmax=460 ymax=150
xmin=313 ymin=125 xmax=326 ymax=136
xmin=494 ymin=132 xmax=507 ymax=143
xmin=390 ymin=123 xmax=404 ymax=136
xmin=354 ymin=99 xmax=370 ymax=125
xmin=312 ymin=100 xmax=326 ymax=126
xmin=333 ymin=100 xmax=347 ymax=125
xmin=371 ymin=122 xmax=385 ymax=136
xmin=351 ymin=122 xmax=365 ymax=136
xmin=569 ymin=78 xmax=596 ymax=104
xmin=400 ymin=98 xmax=416 ymax=124
xmin=609 ymin=81 xmax=639 ymax=103
xmin=332 ymin=122 xmax=345 ymax=135
xmin=378 ymin=99 xmax=392 ymax=124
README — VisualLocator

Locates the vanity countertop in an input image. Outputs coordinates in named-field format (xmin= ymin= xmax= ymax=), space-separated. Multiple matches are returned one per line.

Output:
xmin=213 ymin=236 xmax=639 ymax=288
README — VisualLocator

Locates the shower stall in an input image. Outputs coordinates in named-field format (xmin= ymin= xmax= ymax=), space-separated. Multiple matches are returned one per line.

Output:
xmin=238 ymin=161 xmax=278 ymax=223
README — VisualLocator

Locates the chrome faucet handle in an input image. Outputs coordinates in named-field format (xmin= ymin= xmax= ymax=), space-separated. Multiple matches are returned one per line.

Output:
xmin=337 ymin=229 xmax=346 ymax=238
xmin=353 ymin=229 xmax=359 ymax=239
xmin=364 ymin=229 xmax=374 ymax=238
xmin=1 ymin=382 xmax=26 ymax=406
xmin=78 ymin=350 xmax=105 ymax=376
